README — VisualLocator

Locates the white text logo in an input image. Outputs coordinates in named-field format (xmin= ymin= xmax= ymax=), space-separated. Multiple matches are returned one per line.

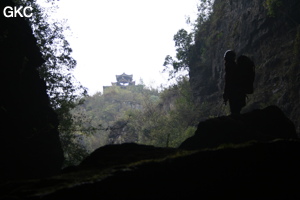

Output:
xmin=3 ymin=6 xmax=33 ymax=18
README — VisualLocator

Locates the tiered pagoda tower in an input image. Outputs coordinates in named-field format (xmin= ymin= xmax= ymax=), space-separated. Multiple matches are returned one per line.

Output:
xmin=103 ymin=73 xmax=135 ymax=91
xmin=112 ymin=73 xmax=135 ymax=86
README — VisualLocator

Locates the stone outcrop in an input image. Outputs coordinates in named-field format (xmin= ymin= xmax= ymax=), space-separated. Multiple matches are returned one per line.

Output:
xmin=189 ymin=0 xmax=300 ymax=133
xmin=52 ymin=140 xmax=300 ymax=200
xmin=1 ymin=106 xmax=299 ymax=199
xmin=0 ymin=0 xmax=64 ymax=179
xmin=180 ymin=105 xmax=297 ymax=150
xmin=78 ymin=143 xmax=177 ymax=170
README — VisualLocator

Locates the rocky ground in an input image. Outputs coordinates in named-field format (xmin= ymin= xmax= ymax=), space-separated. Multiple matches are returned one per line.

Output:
xmin=1 ymin=106 xmax=299 ymax=200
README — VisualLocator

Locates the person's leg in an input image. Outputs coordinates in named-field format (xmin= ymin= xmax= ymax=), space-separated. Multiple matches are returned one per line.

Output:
xmin=229 ymin=94 xmax=245 ymax=115
xmin=229 ymin=99 xmax=241 ymax=115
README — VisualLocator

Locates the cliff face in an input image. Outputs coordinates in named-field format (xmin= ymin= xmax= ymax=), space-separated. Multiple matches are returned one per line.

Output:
xmin=0 ymin=0 xmax=64 ymax=179
xmin=189 ymin=0 xmax=300 ymax=133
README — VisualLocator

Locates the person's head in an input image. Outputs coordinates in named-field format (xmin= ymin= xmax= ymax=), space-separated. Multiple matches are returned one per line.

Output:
xmin=224 ymin=50 xmax=236 ymax=62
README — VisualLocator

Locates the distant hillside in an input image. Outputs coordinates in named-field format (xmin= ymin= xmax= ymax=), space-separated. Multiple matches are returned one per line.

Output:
xmin=71 ymin=78 xmax=200 ymax=153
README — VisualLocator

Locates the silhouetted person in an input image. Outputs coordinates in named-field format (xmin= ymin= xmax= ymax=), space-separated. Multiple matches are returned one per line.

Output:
xmin=237 ymin=55 xmax=255 ymax=95
xmin=223 ymin=50 xmax=246 ymax=115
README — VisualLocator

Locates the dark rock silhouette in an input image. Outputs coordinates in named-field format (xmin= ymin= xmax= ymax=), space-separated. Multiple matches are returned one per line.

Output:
xmin=1 ymin=106 xmax=300 ymax=199
xmin=78 ymin=143 xmax=177 ymax=170
xmin=5 ymin=141 xmax=300 ymax=199
xmin=0 ymin=0 xmax=64 ymax=179
xmin=46 ymin=140 xmax=300 ymax=200
xmin=180 ymin=105 xmax=297 ymax=150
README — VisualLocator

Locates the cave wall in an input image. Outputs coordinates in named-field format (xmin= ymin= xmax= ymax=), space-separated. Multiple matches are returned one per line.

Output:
xmin=189 ymin=0 xmax=300 ymax=133
xmin=0 ymin=0 xmax=64 ymax=179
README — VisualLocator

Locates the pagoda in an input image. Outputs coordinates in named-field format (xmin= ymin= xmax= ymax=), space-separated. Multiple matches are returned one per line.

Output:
xmin=103 ymin=73 xmax=135 ymax=91
xmin=113 ymin=73 xmax=135 ymax=86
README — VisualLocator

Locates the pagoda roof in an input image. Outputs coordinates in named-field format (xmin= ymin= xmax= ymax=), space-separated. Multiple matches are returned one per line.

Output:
xmin=116 ymin=73 xmax=133 ymax=82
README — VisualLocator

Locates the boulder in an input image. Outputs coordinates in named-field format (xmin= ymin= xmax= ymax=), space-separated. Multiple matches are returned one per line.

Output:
xmin=5 ymin=139 xmax=300 ymax=199
xmin=1 ymin=107 xmax=300 ymax=199
xmin=179 ymin=105 xmax=297 ymax=150
xmin=78 ymin=143 xmax=177 ymax=170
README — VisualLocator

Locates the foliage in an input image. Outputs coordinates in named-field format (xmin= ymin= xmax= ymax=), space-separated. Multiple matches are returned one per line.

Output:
xmin=294 ymin=25 xmax=300 ymax=58
xmin=163 ymin=0 xmax=214 ymax=79
xmin=195 ymin=0 xmax=214 ymax=28
xmin=14 ymin=0 xmax=88 ymax=165
xmin=70 ymin=84 xmax=154 ymax=151
xmin=152 ymin=76 xmax=202 ymax=147
xmin=163 ymin=29 xmax=194 ymax=77
xmin=69 ymin=0 xmax=217 ymax=151
xmin=71 ymin=77 xmax=203 ymax=150
xmin=263 ymin=0 xmax=283 ymax=17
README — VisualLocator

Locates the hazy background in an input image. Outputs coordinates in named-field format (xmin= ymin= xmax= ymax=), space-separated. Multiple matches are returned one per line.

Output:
xmin=45 ymin=0 xmax=199 ymax=95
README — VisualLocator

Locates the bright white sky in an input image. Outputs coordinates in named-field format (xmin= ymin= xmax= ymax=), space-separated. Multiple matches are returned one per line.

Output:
xmin=43 ymin=0 xmax=199 ymax=95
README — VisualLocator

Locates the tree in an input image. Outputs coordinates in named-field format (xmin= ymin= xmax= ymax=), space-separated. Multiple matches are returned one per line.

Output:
xmin=163 ymin=29 xmax=194 ymax=81
xmin=110 ymin=77 xmax=200 ymax=148
xmin=15 ymin=0 xmax=88 ymax=165
xmin=163 ymin=0 xmax=214 ymax=80
xmin=69 ymin=85 xmax=154 ymax=151
xmin=195 ymin=0 xmax=213 ymax=28
xmin=163 ymin=29 xmax=194 ymax=75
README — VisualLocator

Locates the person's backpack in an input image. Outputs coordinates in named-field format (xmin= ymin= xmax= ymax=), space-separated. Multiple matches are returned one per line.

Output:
xmin=237 ymin=55 xmax=255 ymax=94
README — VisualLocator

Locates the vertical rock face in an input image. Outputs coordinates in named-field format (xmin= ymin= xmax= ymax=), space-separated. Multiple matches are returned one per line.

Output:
xmin=0 ymin=0 xmax=64 ymax=179
xmin=189 ymin=0 xmax=300 ymax=133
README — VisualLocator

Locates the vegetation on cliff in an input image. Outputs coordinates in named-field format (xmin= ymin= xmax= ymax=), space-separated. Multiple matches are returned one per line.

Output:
xmin=2 ymin=0 xmax=300 ymax=198
xmin=165 ymin=0 xmax=300 ymax=132
xmin=7 ymin=0 xmax=299 ymax=166
xmin=1 ymin=0 xmax=64 ymax=179
xmin=47 ymin=0 xmax=299 ymax=164
xmin=68 ymin=77 xmax=204 ymax=162
xmin=13 ymin=0 xmax=88 ymax=165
